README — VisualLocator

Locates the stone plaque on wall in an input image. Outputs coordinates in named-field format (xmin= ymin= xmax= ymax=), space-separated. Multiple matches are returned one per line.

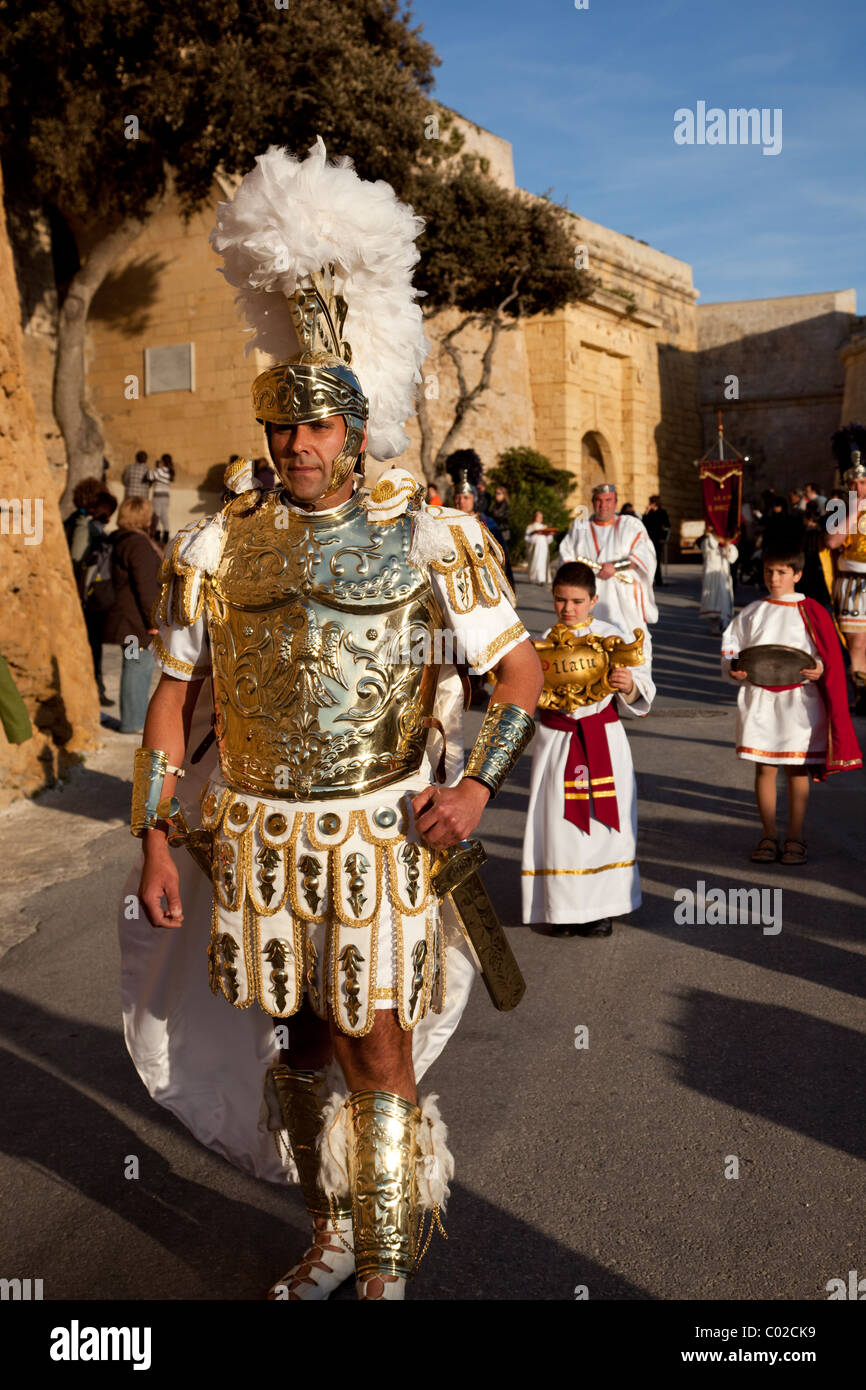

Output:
xmin=144 ymin=343 xmax=195 ymax=394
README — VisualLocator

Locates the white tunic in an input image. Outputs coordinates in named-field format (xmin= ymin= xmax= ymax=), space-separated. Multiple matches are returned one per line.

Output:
xmin=522 ymin=618 xmax=655 ymax=926
xmin=721 ymin=593 xmax=826 ymax=765
xmin=525 ymin=524 xmax=552 ymax=585
xmin=559 ymin=514 xmax=658 ymax=656
xmin=700 ymin=534 xmax=738 ymax=628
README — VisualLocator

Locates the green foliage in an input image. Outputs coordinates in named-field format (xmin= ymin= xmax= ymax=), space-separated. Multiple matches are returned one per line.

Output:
xmin=410 ymin=167 xmax=593 ymax=318
xmin=0 ymin=0 xmax=439 ymax=228
xmin=490 ymin=448 xmax=574 ymax=564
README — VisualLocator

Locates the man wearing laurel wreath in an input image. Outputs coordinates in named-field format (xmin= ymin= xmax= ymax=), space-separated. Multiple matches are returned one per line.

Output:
xmin=522 ymin=561 xmax=655 ymax=938
xmin=119 ymin=141 xmax=542 ymax=1301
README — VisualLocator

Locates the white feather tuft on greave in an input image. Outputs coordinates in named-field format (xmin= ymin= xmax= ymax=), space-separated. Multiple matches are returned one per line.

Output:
xmin=416 ymin=1094 xmax=455 ymax=1212
xmin=316 ymin=1074 xmax=351 ymax=1199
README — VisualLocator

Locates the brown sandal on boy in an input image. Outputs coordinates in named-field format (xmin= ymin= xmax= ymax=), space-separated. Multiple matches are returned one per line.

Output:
xmin=780 ymin=839 xmax=808 ymax=865
xmin=750 ymin=836 xmax=779 ymax=862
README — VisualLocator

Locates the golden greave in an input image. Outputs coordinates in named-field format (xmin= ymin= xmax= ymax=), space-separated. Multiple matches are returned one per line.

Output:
xmin=346 ymin=1089 xmax=422 ymax=1281
xmin=270 ymin=1066 xmax=352 ymax=1221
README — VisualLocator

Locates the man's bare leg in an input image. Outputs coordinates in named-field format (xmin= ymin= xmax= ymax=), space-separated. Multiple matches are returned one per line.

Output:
xmin=330 ymin=1011 xmax=418 ymax=1300
xmin=846 ymin=632 xmax=866 ymax=713
xmin=329 ymin=1008 xmax=416 ymax=1103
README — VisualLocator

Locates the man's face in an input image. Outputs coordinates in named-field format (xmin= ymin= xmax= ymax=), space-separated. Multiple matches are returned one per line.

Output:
xmin=854 ymin=478 xmax=866 ymax=501
xmin=456 ymin=493 xmax=475 ymax=514
xmin=269 ymin=416 xmax=349 ymax=503
xmin=593 ymin=490 xmax=617 ymax=522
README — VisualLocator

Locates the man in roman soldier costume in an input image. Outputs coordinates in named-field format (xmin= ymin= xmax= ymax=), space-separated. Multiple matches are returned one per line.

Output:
xmin=121 ymin=141 xmax=542 ymax=1300
xmin=558 ymin=483 xmax=658 ymax=659
xmin=827 ymin=451 xmax=866 ymax=715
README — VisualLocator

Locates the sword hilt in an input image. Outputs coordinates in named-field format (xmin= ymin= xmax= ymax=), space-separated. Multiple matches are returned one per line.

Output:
xmin=156 ymin=796 xmax=214 ymax=878
xmin=430 ymin=839 xmax=487 ymax=898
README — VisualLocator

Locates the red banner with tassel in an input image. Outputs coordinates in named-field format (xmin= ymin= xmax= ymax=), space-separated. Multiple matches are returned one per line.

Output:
xmin=699 ymin=459 xmax=742 ymax=543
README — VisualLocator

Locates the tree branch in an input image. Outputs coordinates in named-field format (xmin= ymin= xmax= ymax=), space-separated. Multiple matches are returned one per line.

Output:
xmin=56 ymin=213 xmax=150 ymax=512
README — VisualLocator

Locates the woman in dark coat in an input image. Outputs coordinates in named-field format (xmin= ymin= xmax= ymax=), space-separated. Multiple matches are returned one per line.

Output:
xmin=104 ymin=498 xmax=162 ymax=733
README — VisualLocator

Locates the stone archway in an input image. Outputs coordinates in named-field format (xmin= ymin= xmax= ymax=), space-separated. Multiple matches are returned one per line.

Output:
xmin=581 ymin=431 xmax=613 ymax=497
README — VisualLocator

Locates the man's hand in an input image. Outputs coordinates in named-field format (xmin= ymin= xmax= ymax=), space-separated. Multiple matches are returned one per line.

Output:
xmin=139 ymin=839 xmax=184 ymax=928
xmin=412 ymin=779 xmax=490 ymax=849
xmin=598 ymin=562 xmax=616 ymax=580
xmin=728 ymin=667 xmax=749 ymax=681
xmin=800 ymin=661 xmax=824 ymax=682
xmin=608 ymin=666 xmax=634 ymax=694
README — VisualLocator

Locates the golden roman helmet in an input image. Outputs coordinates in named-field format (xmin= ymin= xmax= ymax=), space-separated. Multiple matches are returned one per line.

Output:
xmin=251 ymin=265 xmax=369 ymax=497
xmin=211 ymin=140 xmax=429 ymax=504
xmin=843 ymin=450 xmax=866 ymax=485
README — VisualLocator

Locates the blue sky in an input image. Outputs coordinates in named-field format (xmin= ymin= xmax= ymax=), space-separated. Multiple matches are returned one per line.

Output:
xmin=409 ymin=0 xmax=866 ymax=307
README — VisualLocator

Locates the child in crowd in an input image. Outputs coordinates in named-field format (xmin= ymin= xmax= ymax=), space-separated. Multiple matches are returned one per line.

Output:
xmin=522 ymin=562 xmax=655 ymax=938
xmin=722 ymin=543 xmax=862 ymax=865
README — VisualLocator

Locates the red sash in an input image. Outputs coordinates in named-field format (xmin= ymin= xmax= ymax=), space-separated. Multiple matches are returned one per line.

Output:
xmin=798 ymin=599 xmax=863 ymax=779
xmin=540 ymin=704 xmax=621 ymax=832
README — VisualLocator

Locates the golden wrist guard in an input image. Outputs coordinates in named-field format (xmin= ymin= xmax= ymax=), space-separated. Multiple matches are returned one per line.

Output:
xmin=463 ymin=702 xmax=535 ymax=798
xmin=131 ymin=747 xmax=184 ymax=837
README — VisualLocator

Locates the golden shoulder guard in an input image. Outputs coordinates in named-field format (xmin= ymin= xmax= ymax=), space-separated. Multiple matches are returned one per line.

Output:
xmin=410 ymin=506 xmax=514 ymax=613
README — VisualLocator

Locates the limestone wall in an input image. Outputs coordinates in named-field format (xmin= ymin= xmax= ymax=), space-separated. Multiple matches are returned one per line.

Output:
xmin=840 ymin=326 xmax=866 ymax=432
xmin=0 ymin=167 xmax=101 ymax=808
xmin=525 ymin=211 xmax=703 ymax=538
xmin=697 ymin=290 xmax=857 ymax=497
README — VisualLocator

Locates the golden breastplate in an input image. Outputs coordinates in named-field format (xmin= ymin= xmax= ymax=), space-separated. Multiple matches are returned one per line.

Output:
xmin=534 ymin=623 xmax=644 ymax=711
xmin=206 ymin=491 xmax=440 ymax=798
xmin=844 ymin=510 xmax=866 ymax=563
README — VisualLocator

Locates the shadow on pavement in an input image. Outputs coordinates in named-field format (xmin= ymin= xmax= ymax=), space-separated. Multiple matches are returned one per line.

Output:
xmin=0 ymin=1043 xmax=299 ymax=1299
xmin=662 ymin=986 xmax=866 ymax=1164
xmin=632 ymin=879 xmax=866 ymax=1002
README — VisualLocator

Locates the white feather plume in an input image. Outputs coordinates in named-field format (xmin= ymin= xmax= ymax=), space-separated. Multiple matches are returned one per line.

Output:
xmin=417 ymin=1094 xmax=455 ymax=1211
xmin=210 ymin=138 xmax=429 ymax=461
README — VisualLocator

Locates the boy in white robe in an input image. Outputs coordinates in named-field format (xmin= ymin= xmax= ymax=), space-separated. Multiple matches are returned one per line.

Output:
xmin=721 ymin=542 xmax=861 ymax=865
xmin=699 ymin=532 xmax=738 ymax=631
xmin=522 ymin=562 xmax=655 ymax=938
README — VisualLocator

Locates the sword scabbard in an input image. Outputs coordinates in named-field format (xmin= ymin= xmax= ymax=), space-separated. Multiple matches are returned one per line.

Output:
xmin=431 ymin=840 xmax=526 ymax=1012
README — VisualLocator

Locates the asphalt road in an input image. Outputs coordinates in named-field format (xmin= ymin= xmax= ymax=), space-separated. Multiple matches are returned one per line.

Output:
xmin=1 ymin=564 xmax=863 ymax=1301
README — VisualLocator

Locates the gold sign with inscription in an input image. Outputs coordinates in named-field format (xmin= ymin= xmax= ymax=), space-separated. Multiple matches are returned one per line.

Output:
xmin=533 ymin=623 xmax=645 ymax=711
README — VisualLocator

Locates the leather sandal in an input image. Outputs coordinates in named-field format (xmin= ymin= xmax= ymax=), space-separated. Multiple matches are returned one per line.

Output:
xmin=780 ymin=839 xmax=807 ymax=865
xmin=750 ymin=836 xmax=778 ymax=862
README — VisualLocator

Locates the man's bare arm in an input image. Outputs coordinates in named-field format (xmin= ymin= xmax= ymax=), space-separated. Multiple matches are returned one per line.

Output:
xmin=413 ymin=637 xmax=543 ymax=848
xmin=138 ymin=674 xmax=204 ymax=928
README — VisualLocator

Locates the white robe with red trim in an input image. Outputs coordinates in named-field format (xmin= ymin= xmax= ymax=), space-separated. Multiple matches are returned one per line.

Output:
xmin=721 ymin=593 xmax=827 ymax=765
xmin=558 ymin=515 xmax=658 ymax=658
xmin=521 ymin=619 xmax=655 ymax=926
